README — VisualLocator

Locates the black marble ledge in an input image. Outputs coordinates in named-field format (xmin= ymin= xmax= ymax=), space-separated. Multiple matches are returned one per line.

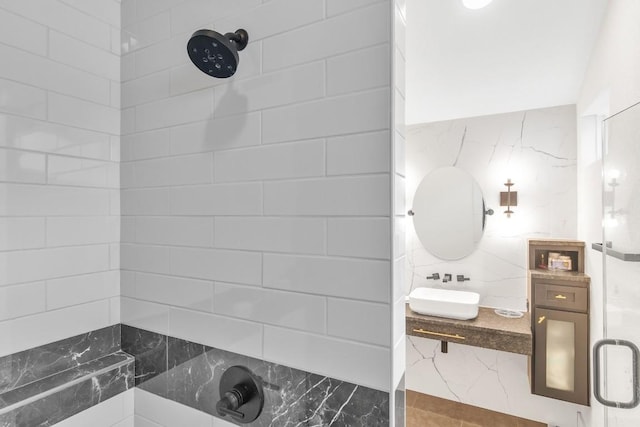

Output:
xmin=0 ymin=359 xmax=133 ymax=427
xmin=0 ymin=352 xmax=132 ymax=410
xmin=124 ymin=326 xmax=390 ymax=427
xmin=0 ymin=325 xmax=121 ymax=394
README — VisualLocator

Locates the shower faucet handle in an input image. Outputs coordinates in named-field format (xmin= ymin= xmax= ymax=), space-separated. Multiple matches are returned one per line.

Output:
xmin=442 ymin=274 xmax=452 ymax=283
xmin=426 ymin=273 xmax=440 ymax=280
xmin=457 ymin=275 xmax=470 ymax=282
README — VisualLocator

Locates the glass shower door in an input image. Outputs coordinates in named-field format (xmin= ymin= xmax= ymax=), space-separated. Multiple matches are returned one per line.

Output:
xmin=594 ymin=101 xmax=640 ymax=426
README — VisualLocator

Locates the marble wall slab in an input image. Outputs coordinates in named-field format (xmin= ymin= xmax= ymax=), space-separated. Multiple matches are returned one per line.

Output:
xmin=406 ymin=104 xmax=578 ymax=310
xmin=124 ymin=325 xmax=390 ymax=426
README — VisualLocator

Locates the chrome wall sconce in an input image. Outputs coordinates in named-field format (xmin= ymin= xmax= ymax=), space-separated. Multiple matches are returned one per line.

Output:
xmin=500 ymin=179 xmax=517 ymax=218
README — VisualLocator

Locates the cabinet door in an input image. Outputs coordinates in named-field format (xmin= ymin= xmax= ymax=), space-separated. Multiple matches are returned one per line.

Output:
xmin=533 ymin=308 xmax=589 ymax=405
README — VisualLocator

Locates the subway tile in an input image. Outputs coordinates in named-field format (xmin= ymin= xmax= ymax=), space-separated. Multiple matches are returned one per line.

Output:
xmin=394 ymin=133 xmax=405 ymax=177
xmin=122 ymin=71 xmax=172 ymax=108
xmin=0 ymin=8 xmax=47 ymax=55
xmin=0 ymin=184 xmax=110 ymax=216
xmin=262 ymin=89 xmax=390 ymax=143
xmin=170 ymin=183 xmax=262 ymax=216
xmin=328 ymin=218 xmax=391 ymax=259
xmin=327 ymin=44 xmax=391 ymax=96
xmin=264 ymin=175 xmax=390 ymax=216
xmin=121 ymin=188 xmax=170 ymax=215
xmin=393 ymin=216 xmax=406 ymax=258
xmin=55 ymin=390 xmax=135 ymax=427
xmin=110 ymin=243 xmax=120 ymax=270
xmin=0 ymin=300 xmax=111 ymax=357
xmin=121 ymin=271 xmax=136 ymax=298
xmin=327 ymin=131 xmax=391 ymax=175
xmin=47 ymin=156 xmax=118 ymax=188
xmin=214 ymin=217 xmax=325 ymax=254
xmin=49 ymin=31 xmax=120 ymax=81
xmin=121 ymin=244 xmax=172 ymax=275
xmin=0 ymin=245 xmax=110 ymax=286
xmin=170 ymin=0 xmax=260 ymax=36
xmin=135 ymin=89 xmax=214 ymax=132
xmin=170 ymin=113 xmax=261 ymax=155
xmin=170 ymin=247 xmax=262 ymax=285
xmin=326 ymin=0 xmax=387 ymax=17
xmin=216 ymin=0 xmax=323 ymax=42
xmin=58 ymin=0 xmax=121 ymax=27
xmin=0 ymin=282 xmax=46 ymax=321
xmin=392 ymin=295 xmax=405 ymax=347
xmin=134 ymin=272 xmax=213 ymax=312
xmin=136 ymin=0 xmax=189 ymax=23
xmin=169 ymin=307 xmax=263 ymax=358
xmin=263 ymin=2 xmax=390 ymax=71
xmin=263 ymin=254 xmax=390 ymax=303
xmin=134 ymin=389 xmax=213 ymax=427
xmin=121 ymin=297 xmax=169 ymax=335
xmin=46 ymin=216 xmax=119 ymax=246
xmin=46 ymin=271 xmax=120 ymax=310
xmin=0 ymin=218 xmax=45 ymax=250
xmin=49 ymin=93 xmax=120 ymax=135
xmin=125 ymin=153 xmax=213 ymax=188
xmin=0 ymin=78 xmax=46 ymax=120
xmin=0 ymin=114 xmax=112 ymax=160
xmin=122 ymin=107 xmax=136 ymax=135
xmin=328 ymin=298 xmax=390 ymax=346
xmin=213 ymin=61 xmax=325 ymax=117
xmin=263 ymin=326 xmax=390 ymax=392
xmin=394 ymin=175 xmax=405 ymax=216
xmin=0 ymin=0 xmax=112 ymax=51
xmin=122 ymin=12 xmax=171 ymax=53
xmin=122 ymin=53 xmax=136 ymax=82
xmin=121 ymin=129 xmax=172 ymax=161
xmin=214 ymin=283 xmax=326 ymax=333
xmin=135 ymin=216 xmax=214 ymax=247
xmin=110 ymin=296 xmax=121 ymax=324
xmin=214 ymin=139 xmax=324 ymax=182
xmin=134 ymin=34 xmax=186 ymax=78
xmin=0 ymin=148 xmax=46 ymax=183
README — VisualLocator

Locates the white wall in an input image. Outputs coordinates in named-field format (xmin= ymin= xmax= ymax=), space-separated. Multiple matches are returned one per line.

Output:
xmin=120 ymin=0 xmax=396 ymax=394
xmin=0 ymin=0 xmax=121 ymax=357
xmin=406 ymin=104 xmax=577 ymax=311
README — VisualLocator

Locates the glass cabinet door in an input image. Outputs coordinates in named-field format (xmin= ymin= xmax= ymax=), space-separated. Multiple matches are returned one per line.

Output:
xmin=534 ymin=308 xmax=589 ymax=405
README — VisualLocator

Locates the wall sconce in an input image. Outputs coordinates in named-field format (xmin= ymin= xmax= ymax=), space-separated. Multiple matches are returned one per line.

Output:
xmin=500 ymin=179 xmax=517 ymax=218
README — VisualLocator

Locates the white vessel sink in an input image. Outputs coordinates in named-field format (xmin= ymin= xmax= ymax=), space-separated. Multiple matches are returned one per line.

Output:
xmin=409 ymin=288 xmax=480 ymax=320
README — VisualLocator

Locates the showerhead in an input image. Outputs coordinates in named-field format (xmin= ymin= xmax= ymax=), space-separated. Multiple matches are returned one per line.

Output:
xmin=187 ymin=28 xmax=249 ymax=78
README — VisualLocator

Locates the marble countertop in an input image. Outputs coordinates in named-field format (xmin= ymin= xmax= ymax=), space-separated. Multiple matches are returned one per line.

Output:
xmin=406 ymin=304 xmax=532 ymax=355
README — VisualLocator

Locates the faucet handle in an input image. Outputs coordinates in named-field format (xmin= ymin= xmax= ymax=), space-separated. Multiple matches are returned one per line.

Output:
xmin=442 ymin=273 xmax=452 ymax=283
xmin=426 ymin=273 xmax=440 ymax=280
xmin=457 ymin=275 xmax=470 ymax=282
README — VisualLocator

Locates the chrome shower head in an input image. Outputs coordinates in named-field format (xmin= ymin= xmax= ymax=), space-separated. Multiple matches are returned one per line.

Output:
xmin=187 ymin=28 xmax=248 ymax=78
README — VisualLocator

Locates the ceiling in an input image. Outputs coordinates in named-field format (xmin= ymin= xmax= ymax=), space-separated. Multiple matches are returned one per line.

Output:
xmin=406 ymin=0 xmax=609 ymax=124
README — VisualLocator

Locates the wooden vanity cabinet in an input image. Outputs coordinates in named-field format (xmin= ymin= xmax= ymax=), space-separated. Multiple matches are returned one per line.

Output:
xmin=527 ymin=240 xmax=590 ymax=406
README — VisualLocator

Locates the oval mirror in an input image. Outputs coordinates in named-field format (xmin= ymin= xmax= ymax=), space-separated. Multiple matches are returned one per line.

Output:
xmin=411 ymin=166 xmax=488 ymax=260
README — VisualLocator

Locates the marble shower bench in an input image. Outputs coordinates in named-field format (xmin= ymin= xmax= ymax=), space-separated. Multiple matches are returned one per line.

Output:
xmin=406 ymin=304 xmax=532 ymax=355
xmin=0 ymin=326 xmax=134 ymax=427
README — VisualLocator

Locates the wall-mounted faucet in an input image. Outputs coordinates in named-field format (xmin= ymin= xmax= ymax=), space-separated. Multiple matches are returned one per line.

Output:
xmin=442 ymin=274 xmax=452 ymax=283
xmin=457 ymin=275 xmax=470 ymax=282
xmin=426 ymin=273 xmax=440 ymax=280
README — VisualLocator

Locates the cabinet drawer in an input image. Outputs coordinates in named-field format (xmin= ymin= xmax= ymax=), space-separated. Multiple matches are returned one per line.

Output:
xmin=534 ymin=283 xmax=588 ymax=312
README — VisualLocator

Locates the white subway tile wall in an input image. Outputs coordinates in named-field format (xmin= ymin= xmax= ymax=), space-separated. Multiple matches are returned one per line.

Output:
xmin=0 ymin=0 xmax=120 ymax=357
xmin=120 ymin=0 xmax=395 ymax=393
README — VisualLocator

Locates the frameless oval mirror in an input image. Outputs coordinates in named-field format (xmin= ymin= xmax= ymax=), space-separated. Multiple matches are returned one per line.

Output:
xmin=411 ymin=166 xmax=488 ymax=260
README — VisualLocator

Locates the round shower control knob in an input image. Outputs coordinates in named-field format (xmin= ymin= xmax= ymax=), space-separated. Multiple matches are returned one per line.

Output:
xmin=216 ymin=366 xmax=264 ymax=423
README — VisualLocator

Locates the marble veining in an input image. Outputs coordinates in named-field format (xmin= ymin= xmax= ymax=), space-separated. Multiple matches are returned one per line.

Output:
xmin=0 ymin=325 xmax=121 ymax=395
xmin=120 ymin=325 xmax=167 ymax=386
xmin=125 ymin=327 xmax=390 ymax=426
xmin=0 ymin=356 xmax=133 ymax=427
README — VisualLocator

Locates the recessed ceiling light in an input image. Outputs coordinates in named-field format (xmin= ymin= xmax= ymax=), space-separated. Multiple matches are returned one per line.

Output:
xmin=462 ymin=0 xmax=493 ymax=9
